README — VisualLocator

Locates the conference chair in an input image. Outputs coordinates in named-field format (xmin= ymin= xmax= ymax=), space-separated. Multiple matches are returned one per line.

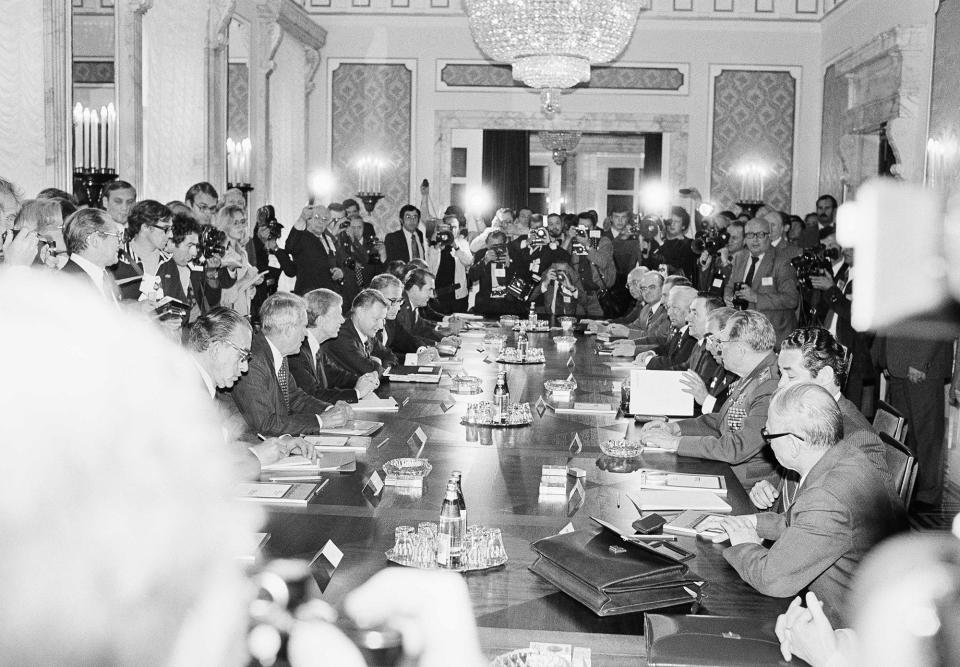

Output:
xmin=879 ymin=432 xmax=918 ymax=511
xmin=874 ymin=400 xmax=908 ymax=443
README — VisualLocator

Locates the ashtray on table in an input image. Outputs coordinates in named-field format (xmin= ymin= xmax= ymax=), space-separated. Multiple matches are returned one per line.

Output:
xmin=497 ymin=347 xmax=545 ymax=364
xmin=383 ymin=457 xmax=432 ymax=486
xmin=512 ymin=320 xmax=551 ymax=332
xmin=544 ymin=379 xmax=577 ymax=396
xmin=599 ymin=439 xmax=646 ymax=458
xmin=451 ymin=375 xmax=484 ymax=395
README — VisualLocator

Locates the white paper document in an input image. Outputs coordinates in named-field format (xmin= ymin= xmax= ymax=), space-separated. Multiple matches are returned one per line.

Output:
xmin=629 ymin=370 xmax=694 ymax=417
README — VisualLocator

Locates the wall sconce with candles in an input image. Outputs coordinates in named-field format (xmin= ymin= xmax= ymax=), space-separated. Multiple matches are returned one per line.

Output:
xmin=735 ymin=161 xmax=768 ymax=218
xmin=226 ymin=136 xmax=253 ymax=202
xmin=355 ymin=156 xmax=387 ymax=213
xmin=72 ymin=102 xmax=117 ymax=206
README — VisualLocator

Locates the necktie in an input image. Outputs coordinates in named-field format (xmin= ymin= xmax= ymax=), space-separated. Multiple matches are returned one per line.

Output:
xmin=410 ymin=233 xmax=421 ymax=260
xmin=315 ymin=351 xmax=328 ymax=388
xmin=363 ymin=337 xmax=373 ymax=357
xmin=278 ymin=357 xmax=290 ymax=410
xmin=744 ymin=255 xmax=759 ymax=286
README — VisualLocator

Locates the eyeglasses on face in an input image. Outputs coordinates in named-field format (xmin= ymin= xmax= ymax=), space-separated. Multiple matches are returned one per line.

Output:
xmin=221 ymin=339 xmax=253 ymax=363
xmin=760 ymin=426 xmax=804 ymax=443
xmin=714 ymin=337 xmax=739 ymax=346
xmin=96 ymin=229 xmax=124 ymax=241
xmin=744 ymin=232 xmax=769 ymax=240
xmin=194 ymin=203 xmax=217 ymax=213
xmin=639 ymin=285 xmax=659 ymax=292
xmin=386 ymin=297 xmax=403 ymax=306
xmin=149 ymin=223 xmax=173 ymax=234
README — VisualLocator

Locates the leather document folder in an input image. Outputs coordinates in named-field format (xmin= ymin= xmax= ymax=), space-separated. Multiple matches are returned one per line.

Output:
xmin=645 ymin=614 xmax=811 ymax=666
xmin=529 ymin=527 xmax=703 ymax=617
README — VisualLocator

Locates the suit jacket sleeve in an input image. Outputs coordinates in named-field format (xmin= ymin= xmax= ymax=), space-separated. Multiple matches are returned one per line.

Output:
xmin=230 ymin=356 xmax=328 ymax=436
xmin=328 ymin=334 xmax=383 ymax=376
xmin=286 ymin=227 xmax=307 ymax=256
xmin=389 ymin=321 xmax=427 ymax=354
xmin=723 ymin=487 xmax=852 ymax=598
xmin=755 ymin=257 xmax=799 ymax=311
xmin=288 ymin=351 xmax=355 ymax=403
xmin=676 ymin=379 xmax=775 ymax=464
xmin=287 ymin=373 xmax=332 ymax=415
xmin=591 ymin=237 xmax=617 ymax=288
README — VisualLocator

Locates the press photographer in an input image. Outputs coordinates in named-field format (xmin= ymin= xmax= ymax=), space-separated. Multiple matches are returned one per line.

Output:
xmin=507 ymin=223 xmax=571 ymax=311
xmin=697 ymin=220 xmax=743 ymax=297
xmin=287 ymin=203 xmax=347 ymax=295
xmin=532 ymin=261 xmax=582 ymax=316
xmin=424 ymin=214 xmax=472 ymax=313
xmin=250 ymin=204 xmax=296 ymax=319
xmin=562 ymin=210 xmax=616 ymax=317
xmin=470 ymin=230 xmax=524 ymax=316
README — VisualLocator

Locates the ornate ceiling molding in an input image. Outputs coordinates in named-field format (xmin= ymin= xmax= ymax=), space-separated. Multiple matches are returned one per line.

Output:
xmin=257 ymin=0 xmax=326 ymax=51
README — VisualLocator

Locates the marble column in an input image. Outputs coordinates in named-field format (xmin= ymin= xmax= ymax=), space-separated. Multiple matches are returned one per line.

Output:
xmin=115 ymin=0 xmax=152 ymax=193
xmin=43 ymin=0 xmax=73 ymax=191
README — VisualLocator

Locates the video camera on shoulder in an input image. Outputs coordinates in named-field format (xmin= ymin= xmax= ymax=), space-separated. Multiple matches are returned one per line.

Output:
xmin=435 ymin=229 xmax=454 ymax=247
xmin=256 ymin=205 xmax=283 ymax=240
xmin=692 ymin=227 xmax=731 ymax=256
xmin=790 ymin=244 xmax=841 ymax=288
xmin=489 ymin=242 xmax=509 ymax=262
xmin=637 ymin=215 xmax=663 ymax=240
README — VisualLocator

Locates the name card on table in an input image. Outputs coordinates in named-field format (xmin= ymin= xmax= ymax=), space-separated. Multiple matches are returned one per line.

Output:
xmin=568 ymin=433 xmax=583 ymax=454
xmin=439 ymin=398 xmax=455 ymax=413
xmin=309 ymin=539 xmax=344 ymax=593
xmin=567 ymin=479 xmax=586 ymax=517
xmin=558 ymin=522 xmax=576 ymax=535
xmin=363 ymin=470 xmax=384 ymax=497
xmin=407 ymin=427 xmax=428 ymax=459
xmin=535 ymin=395 xmax=548 ymax=417
xmin=566 ymin=356 xmax=576 ymax=368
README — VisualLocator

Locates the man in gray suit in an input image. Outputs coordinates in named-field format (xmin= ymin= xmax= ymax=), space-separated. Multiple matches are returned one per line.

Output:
xmin=749 ymin=327 xmax=891 ymax=511
xmin=721 ymin=384 xmax=906 ymax=627
xmin=725 ymin=217 xmax=799 ymax=345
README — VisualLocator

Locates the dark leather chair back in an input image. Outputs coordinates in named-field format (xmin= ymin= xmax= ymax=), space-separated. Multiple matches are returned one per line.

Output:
xmin=880 ymin=432 xmax=917 ymax=510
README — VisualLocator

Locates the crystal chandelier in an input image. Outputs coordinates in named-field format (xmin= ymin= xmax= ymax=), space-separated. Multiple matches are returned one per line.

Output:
xmin=539 ymin=131 xmax=582 ymax=165
xmin=464 ymin=0 xmax=646 ymax=115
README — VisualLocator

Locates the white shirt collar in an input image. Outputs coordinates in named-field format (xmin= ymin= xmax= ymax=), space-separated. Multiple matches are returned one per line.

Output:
xmin=771 ymin=237 xmax=782 ymax=247
xmin=192 ymin=357 xmax=216 ymax=399
xmin=306 ymin=329 xmax=321 ymax=357
xmin=650 ymin=300 xmax=663 ymax=312
xmin=70 ymin=254 xmax=106 ymax=292
xmin=265 ymin=336 xmax=285 ymax=373
xmin=353 ymin=320 xmax=369 ymax=345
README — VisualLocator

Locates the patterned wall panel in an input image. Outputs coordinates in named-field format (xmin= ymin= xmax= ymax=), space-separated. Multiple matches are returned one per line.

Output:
xmin=710 ymin=69 xmax=795 ymax=211
xmin=73 ymin=60 xmax=114 ymax=84
xmin=818 ymin=63 xmax=848 ymax=201
xmin=440 ymin=63 xmax=685 ymax=91
xmin=331 ymin=63 xmax=412 ymax=234
xmin=227 ymin=62 xmax=249 ymax=141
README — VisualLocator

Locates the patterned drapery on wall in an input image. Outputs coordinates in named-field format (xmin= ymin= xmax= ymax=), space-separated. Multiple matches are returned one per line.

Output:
xmin=227 ymin=62 xmax=249 ymax=142
xmin=710 ymin=69 xmax=796 ymax=212
xmin=331 ymin=63 xmax=412 ymax=236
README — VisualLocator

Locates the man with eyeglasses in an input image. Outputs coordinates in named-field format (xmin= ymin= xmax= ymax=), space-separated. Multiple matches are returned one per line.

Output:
xmin=750 ymin=327 xmax=891 ymax=512
xmin=597 ymin=270 xmax=669 ymax=342
xmin=724 ymin=217 xmax=799 ymax=345
xmin=230 ymin=292 xmax=353 ymax=437
xmin=184 ymin=182 xmax=219 ymax=226
xmin=719 ymin=383 xmax=906 ymax=628
xmin=287 ymin=203 xmax=346 ymax=295
xmin=186 ymin=306 xmax=318 ymax=478
xmin=111 ymin=199 xmax=173 ymax=301
xmin=398 ymin=268 xmax=461 ymax=348
xmin=638 ymin=309 xmax=781 ymax=487
xmin=61 ymin=208 xmax=123 ymax=304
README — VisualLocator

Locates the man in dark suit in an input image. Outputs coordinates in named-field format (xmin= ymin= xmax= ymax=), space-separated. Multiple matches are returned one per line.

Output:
xmin=721 ymin=383 xmax=906 ymax=627
xmin=384 ymin=204 xmax=426 ymax=264
xmin=397 ymin=268 xmax=462 ymax=348
xmin=640 ymin=310 xmax=782 ymax=488
xmin=248 ymin=208 xmax=297 ymax=320
xmin=809 ymin=233 xmax=876 ymax=413
xmin=285 ymin=204 xmax=345 ymax=295
xmin=228 ymin=292 xmax=352 ymax=436
xmin=636 ymin=286 xmax=700 ymax=369
xmin=289 ymin=288 xmax=380 ymax=403
xmin=749 ymin=327 xmax=892 ymax=512
xmin=607 ymin=271 xmax=672 ymax=356
xmin=157 ymin=213 xmax=223 ymax=325
xmin=725 ymin=217 xmax=799 ymax=345
xmin=326 ymin=289 xmax=397 ymax=377
xmin=680 ymin=305 xmax=739 ymax=415
xmin=368 ymin=273 xmax=426 ymax=356
xmin=874 ymin=332 xmax=955 ymax=508
xmin=61 ymin=208 xmax=124 ymax=304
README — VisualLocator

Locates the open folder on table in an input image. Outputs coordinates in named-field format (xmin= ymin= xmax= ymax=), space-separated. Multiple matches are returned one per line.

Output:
xmin=261 ymin=451 xmax=356 ymax=474
xmin=629 ymin=370 xmax=694 ymax=417
xmin=628 ymin=490 xmax=731 ymax=513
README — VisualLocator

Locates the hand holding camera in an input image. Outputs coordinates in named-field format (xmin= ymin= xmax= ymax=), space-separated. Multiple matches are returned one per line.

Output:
xmin=331 ymin=267 xmax=344 ymax=282
xmin=732 ymin=281 xmax=755 ymax=309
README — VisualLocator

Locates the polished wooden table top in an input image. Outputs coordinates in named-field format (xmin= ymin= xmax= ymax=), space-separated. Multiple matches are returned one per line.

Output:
xmin=260 ymin=322 xmax=791 ymax=664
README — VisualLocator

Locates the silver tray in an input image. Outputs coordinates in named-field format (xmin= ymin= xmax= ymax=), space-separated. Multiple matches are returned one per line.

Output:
xmin=385 ymin=548 xmax=507 ymax=573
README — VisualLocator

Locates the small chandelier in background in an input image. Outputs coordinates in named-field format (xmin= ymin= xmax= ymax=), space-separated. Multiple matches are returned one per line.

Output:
xmin=539 ymin=131 xmax=583 ymax=165
xmin=464 ymin=0 xmax=647 ymax=116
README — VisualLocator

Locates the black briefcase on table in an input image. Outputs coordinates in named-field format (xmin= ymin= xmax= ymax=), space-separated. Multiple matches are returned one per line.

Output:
xmin=644 ymin=614 xmax=811 ymax=666
xmin=528 ymin=528 xmax=703 ymax=617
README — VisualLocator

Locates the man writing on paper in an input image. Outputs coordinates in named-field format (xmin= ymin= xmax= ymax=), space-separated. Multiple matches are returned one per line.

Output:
xmin=638 ymin=310 xmax=781 ymax=487
xmin=229 ymin=292 xmax=353 ymax=436
xmin=187 ymin=306 xmax=316 ymax=477
xmin=720 ymin=383 xmax=906 ymax=627
xmin=289 ymin=288 xmax=380 ymax=403
xmin=749 ymin=327 xmax=891 ymax=512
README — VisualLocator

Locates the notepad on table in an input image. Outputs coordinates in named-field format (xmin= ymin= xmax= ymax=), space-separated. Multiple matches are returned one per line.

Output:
xmin=236 ymin=482 xmax=322 ymax=505
xmin=629 ymin=370 xmax=694 ymax=417
xmin=352 ymin=396 xmax=399 ymax=412
xmin=639 ymin=471 xmax=727 ymax=496
xmin=385 ymin=365 xmax=442 ymax=383
xmin=302 ymin=435 xmax=368 ymax=452
xmin=261 ymin=451 xmax=356 ymax=473
xmin=628 ymin=489 xmax=732 ymax=513
xmin=314 ymin=420 xmax=383 ymax=436
xmin=555 ymin=402 xmax=618 ymax=416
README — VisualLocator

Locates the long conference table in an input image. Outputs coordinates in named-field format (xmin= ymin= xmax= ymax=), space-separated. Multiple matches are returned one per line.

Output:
xmin=259 ymin=321 xmax=792 ymax=665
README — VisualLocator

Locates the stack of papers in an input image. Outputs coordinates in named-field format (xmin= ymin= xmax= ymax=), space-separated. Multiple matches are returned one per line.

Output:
xmin=628 ymin=490 xmax=731 ymax=513
xmin=639 ymin=471 xmax=727 ymax=496
xmin=629 ymin=370 xmax=694 ymax=417
xmin=236 ymin=482 xmax=322 ymax=505
xmin=385 ymin=366 xmax=443 ymax=383
xmin=554 ymin=402 xmax=618 ymax=416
